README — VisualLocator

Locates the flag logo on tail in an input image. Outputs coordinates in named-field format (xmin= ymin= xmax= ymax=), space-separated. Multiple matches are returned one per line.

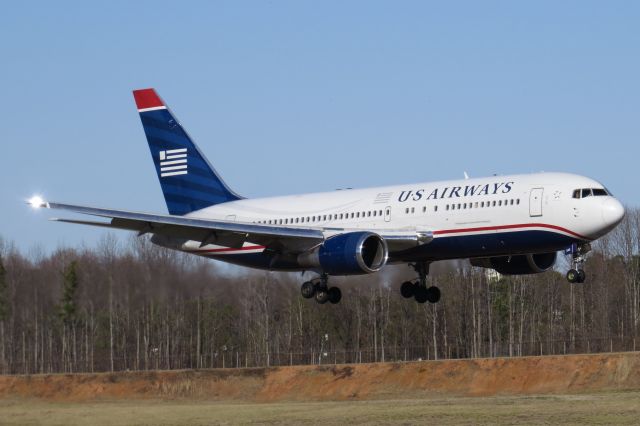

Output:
xmin=159 ymin=148 xmax=188 ymax=177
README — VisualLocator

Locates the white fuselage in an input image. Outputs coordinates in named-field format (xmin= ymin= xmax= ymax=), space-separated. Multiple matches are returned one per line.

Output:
xmin=171 ymin=172 xmax=624 ymax=269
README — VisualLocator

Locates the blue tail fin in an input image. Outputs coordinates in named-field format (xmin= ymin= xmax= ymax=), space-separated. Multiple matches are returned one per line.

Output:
xmin=133 ymin=88 xmax=242 ymax=215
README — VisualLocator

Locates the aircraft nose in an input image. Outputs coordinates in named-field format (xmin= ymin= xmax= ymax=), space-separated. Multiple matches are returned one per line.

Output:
xmin=602 ymin=198 xmax=625 ymax=228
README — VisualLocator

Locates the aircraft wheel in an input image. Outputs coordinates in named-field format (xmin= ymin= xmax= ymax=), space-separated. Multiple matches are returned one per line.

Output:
xmin=577 ymin=269 xmax=586 ymax=283
xmin=400 ymin=281 xmax=415 ymax=298
xmin=328 ymin=287 xmax=342 ymax=304
xmin=414 ymin=286 xmax=428 ymax=304
xmin=426 ymin=286 xmax=441 ymax=304
xmin=566 ymin=269 xmax=579 ymax=283
xmin=315 ymin=288 xmax=330 ymax=304
xmin=301 ymin=281 xmax=316 ymax=299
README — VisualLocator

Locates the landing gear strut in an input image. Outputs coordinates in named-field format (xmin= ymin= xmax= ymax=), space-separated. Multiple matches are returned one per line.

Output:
xmin=400 ymin=262 xmax=441 ymax=304
xmin=300 ymin=274 xmax=342 ymax=304
xmin=566 ymin=243 xmax=591 ymax=284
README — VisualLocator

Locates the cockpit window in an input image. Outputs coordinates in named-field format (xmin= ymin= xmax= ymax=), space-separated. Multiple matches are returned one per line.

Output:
xmin=573 ymin=188 xmax=609 ymax=198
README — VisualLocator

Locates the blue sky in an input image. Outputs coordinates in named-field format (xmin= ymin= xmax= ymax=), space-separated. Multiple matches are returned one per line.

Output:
xmin=1 ymin=1 xmax=639 ymax=253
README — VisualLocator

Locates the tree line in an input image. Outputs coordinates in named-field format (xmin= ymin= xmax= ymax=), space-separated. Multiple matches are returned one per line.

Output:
xmin=0 ymin=208 xmax=639 ymax=375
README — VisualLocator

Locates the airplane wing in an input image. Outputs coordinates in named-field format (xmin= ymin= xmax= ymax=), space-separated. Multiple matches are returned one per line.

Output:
xmin=33 ymin=199 xmax=433 ymax=253
xmin=42 ymin=201 xmax=325 ymax=252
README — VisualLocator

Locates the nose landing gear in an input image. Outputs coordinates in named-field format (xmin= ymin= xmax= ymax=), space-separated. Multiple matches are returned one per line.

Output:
xmin=300 ymin=274 xmax=342 ymax=304
xmin=400 ymin=262 xmax=441 ymax=304
xmin=566 ymin=243 xmax=591 ymax=283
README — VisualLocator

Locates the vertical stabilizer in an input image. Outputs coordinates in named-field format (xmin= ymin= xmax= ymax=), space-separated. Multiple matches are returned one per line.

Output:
xmin=133 ymin=88 xmax=242 ymax=215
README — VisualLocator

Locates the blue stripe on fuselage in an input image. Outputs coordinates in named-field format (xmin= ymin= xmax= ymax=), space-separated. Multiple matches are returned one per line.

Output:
xmin=192 ymin=230 xmax=578 ymax=271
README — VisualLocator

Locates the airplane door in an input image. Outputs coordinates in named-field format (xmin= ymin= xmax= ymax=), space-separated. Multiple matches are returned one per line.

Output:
xmin=529 ymin=188 xmax=543 ymax=217
xmin=384 ymin=206 xmax=391 ymax=222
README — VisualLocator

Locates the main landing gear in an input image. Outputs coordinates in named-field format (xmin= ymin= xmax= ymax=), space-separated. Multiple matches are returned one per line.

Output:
xmin=400 ymin=262 xmax=441 ymax=304
xmin=301 ymin=274 xmax=342 ymax=304
xmin=566 ymin=243 xmax=591 ymax=284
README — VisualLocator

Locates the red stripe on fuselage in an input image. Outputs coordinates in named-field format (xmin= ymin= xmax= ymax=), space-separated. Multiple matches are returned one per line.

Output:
xmin=433 ymin=223 xmax=588 ymax=240
xmin=187 ymin=224 xmax=585 ymax=257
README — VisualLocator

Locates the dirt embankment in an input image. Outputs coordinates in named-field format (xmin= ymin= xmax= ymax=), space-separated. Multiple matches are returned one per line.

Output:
xmin=1 ymin=352 xmax=639 ymax=402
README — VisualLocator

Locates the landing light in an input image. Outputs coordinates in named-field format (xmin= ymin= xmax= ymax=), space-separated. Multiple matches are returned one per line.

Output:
xmin=28 ymin=195 xmax=47 ymax=209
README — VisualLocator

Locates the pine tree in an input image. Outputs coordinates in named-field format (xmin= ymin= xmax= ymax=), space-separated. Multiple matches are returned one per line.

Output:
xmin=0 ymin=256 xmax=9 ymax=373
xmin=59 ymin=261 xmax=79 ymax=325
xmin=0 ymin=256 xmax=8 ymax=322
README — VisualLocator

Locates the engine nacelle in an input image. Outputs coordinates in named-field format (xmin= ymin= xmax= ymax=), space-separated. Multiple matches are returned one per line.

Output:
xmin=470 ymin=252 xmax=557 ymax=275
xmin=298 ymin=232 xmax=389 ymax=275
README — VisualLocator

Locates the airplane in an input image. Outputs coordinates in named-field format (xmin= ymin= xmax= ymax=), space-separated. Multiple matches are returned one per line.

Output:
xmin=28 ymin=88 xmax=626 ymax=305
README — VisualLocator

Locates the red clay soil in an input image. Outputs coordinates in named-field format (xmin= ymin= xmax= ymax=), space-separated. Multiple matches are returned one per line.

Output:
xmin=1 ymin=352 xmax=639 ymax=402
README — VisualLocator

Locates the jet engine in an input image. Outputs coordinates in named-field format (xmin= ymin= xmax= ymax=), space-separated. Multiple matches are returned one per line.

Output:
xmin=470 ymin=252 xmax=557 ymax=275
xmin=298 ymin=231 xmax=388 ymax=275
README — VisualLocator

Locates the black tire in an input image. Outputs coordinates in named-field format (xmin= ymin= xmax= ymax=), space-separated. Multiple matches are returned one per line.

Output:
xmin=328 ymin=287 xmax=342 ymax=304
xmin=315 ymin=288 xmax=329 ymax=304
xmin=577 ymin=270 xmax=586 ymax=283
xmin=566 ymin=269 xmax=579 ymax=283
xmin=414 ymin=286 xmax=428 ymax=304
xmin=301 ymin=281 xmax=316 ymax=299
xmin=400 ymin=281 xmax=415 ymax=298
xmin=426 ymin=286 xmax=441 ymax=304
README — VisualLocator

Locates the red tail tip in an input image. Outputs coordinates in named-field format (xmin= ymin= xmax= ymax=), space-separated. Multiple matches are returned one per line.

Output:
xmin=133 ymin=88 xmax=164 ymax=110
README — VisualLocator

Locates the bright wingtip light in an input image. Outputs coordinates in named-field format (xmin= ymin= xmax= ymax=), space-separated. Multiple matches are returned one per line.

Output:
xmin=27 ymin=195 xmax=47 ymax=209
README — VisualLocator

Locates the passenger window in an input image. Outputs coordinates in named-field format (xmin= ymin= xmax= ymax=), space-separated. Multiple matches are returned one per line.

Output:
xmin=582 ymin=188 xmax=593 ymax=198
xmin=434 ymin=205 xmax=438 ymax=212
xmin=492 ymin=201 xmax=496 ymax=207
xmin=411 ymin=207 xmax=415 ymax=213
xmin=517 ymin=199 xmax=520 ymax=205
xmin=423 ymin=206 xmax=426 ymax=213
xmin=373 ymin=211 xmax=377 ymax=217
xmin=457 ymin=203 xmax=461 ymax=209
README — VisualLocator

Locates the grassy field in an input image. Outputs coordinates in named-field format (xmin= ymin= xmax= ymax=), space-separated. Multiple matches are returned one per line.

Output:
xmin=1 ymin=391 xmax=639 ymax=425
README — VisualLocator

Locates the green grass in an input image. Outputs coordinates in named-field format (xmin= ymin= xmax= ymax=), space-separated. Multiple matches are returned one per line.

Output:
xmin=1 ymin=391 xmax=639 ymax=425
